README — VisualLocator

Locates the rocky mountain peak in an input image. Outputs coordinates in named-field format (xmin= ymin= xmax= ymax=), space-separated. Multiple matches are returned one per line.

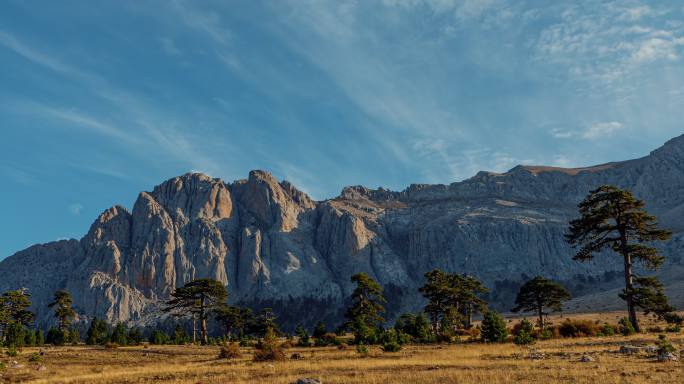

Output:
xmin=3 ymin=136 xmax=684 ymax=329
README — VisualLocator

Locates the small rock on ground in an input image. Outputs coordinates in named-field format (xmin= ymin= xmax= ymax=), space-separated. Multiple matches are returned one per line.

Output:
xmin=657 ymin=352 xmax=679 ymax=362
xmin=292 ymin=379 xmax=322 ymax=384
xmin=579 ymin=354 xmax=594 ymax=362
xmin=619 ymin=345 xmax=642 ymax=354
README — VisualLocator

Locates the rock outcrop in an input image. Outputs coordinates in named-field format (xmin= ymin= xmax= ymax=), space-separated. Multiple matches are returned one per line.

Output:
xmin=3 ymin=135 xmax=684 ymax=328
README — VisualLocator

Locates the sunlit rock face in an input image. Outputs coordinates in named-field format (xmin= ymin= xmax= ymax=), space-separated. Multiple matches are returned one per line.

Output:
xmin=3 ymin=135 xmax=684 ymax=328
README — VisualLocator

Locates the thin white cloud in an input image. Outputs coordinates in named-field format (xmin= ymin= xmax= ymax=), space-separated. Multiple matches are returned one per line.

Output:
xmin=551 ymin=121 xmax=625 ymax=140
xmin=533 ymin=2 xmax=684 ymax=84
xmin=0 ymin=31 xmax=74 ymax=74
xmin=68 ymin=203 xmax=84 ymax=215
xmin=170 ymin=0 xmax=231 ymax=45
xmin=582 ymin=121 xmax=624 ymax=139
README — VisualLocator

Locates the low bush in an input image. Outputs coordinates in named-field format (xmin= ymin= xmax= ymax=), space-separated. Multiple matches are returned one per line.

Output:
xmin=253 ymin=345 xmax=286 ymax=362
xmin=314 ymin=333 xmax=341 ymax=347
xmin=665 ymin=324 xmax=681 ymax=333
xmin=514 ymin=331 xmax=534 ymax=345
xmin=599 ymin=323 xmax=616 ymax=336
xmin=512 ymin=319 xmax=534 ymax=336
xmin=104 ymin=342 xmax=119 ymax=349
xmin=618 ymin=317 xmax=636 ymax=336
xmin=253 ymin=329 xmax=286 ymax=362
xmin=28 ymin=352 xmax=41 ymax=362
xmin=558 ymin=319 xmax=599 ymax=338
xmin=218 ymin=342 xmax=241 ymax=359
xmin=5 ymin=346 xmax=18 ymax=357
xmin=656 ymin=334 xmax=675 ymax=354
xmin=381 ymin=341 xmax=401 ymax=352
xmin=356 ymin=344 xmax=369 ymax=356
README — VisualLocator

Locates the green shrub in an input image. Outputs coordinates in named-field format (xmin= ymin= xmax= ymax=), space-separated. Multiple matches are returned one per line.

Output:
xmin=5 ymin=346 xmax=18 ymax=357
xmin=356 ymin=344 xmax=369 ymax=356
xmin=149 ymin=329 xmax=169 ymax=345
xmin=512 ymin=319 xmax=534 ymax=337
xmin=0 ymin=361 xmax=5 ymax=371
xmin=618 ymin=317 xmax=636 ymax=336
xmin=656 ymin=334 xmax=675 ymax=354
xmin=481 ymin=311 xmax=508 ymax=343
xmin=381 ymin=341 xmax=402 ymax=352
xmin=538 ymin=328 xmax=553 ymax=340
xmin=314 ymin=333 xmax=341 ymax=347
xmin=514 ymin=331 xmax=534 ymax=345
xmin=28 ymin=352 xmax=41 ymax=362
xmin=665 ymin=324 xmax=681 ymax=333
xmin=600 ymin=323 xmax=616 ymax=336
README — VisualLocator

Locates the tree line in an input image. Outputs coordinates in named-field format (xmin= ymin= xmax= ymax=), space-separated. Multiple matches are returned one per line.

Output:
xmin=1 ymin=185 xmax=682 ymax=349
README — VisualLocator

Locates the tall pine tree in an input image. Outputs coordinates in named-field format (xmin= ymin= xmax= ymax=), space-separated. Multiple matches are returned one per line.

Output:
xmin=566 ymin=185 xmax=673 ymax=331
xmin=511 ymin=276 xmax=571 ymax=328
xmin=344 ymin=272 xmax=386 ymax=344
xmin=48 ymin=290 xmax=76 ymax=332
xmin=163 ymin=278 xmax=228 ymax=344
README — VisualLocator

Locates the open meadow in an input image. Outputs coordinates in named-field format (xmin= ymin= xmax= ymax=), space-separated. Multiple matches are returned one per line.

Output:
xmin=1 ymin=316 xmax=682 ymax=384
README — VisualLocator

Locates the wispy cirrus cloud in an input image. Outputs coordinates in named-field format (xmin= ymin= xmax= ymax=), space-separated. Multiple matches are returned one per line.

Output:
xmin=532 ymin=2 xmax=684 ymax=83
xmin=551 ymin=121 xmax=625 ymax=140
xmin=68 ymin=203 xmax=84 ymax=216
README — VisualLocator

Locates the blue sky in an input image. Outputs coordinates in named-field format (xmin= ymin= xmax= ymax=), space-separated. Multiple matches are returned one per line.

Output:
xmin=2 ymin=0 xmax=684 ymax=259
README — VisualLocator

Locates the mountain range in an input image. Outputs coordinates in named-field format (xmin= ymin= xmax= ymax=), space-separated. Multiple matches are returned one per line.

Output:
xmin=3 ymin=134 xmax=684 ymax=330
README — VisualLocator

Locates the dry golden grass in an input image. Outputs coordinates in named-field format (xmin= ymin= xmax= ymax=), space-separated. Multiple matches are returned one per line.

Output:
xmin=1 ymin=313 xmax=681 ymax=384
xmin=0 ymin=334 xmax=680 ymax=383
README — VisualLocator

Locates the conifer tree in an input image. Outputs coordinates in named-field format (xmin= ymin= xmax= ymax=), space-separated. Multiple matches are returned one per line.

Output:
xmin=163 ymin=278 xmax=228 ymax=344
xmin=344 ymin=272 xmax=386 ymax=344
xmin=566 ymin=185 xmax=673 ymax=332
xmin=512 ymin=276 xmax=571 ymax=328
xmin=48 ymin=290 xmax=76 ymax=332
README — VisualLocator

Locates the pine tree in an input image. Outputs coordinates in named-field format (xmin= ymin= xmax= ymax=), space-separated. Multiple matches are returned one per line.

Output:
xmin=566 ymin=185 xmax=673 ymax=332
xmin=511 ymin=276 xmax=571 ymax=328
xmin=480 ymin=311 xmax=508 ymax=343
xmin=48 ymin=290 xmax=76 ymax=332
xmin=419 ymin=270 xmax=488 ymax=335
xmin=295 ymin=324 xmax=310 ymax=346
xmin=86 ymin=318 xmax=109 ymax=345
xmin=345 ymin=273 xmax=386 ymax=344
xmin=313 ymin=321 xmax=327 ymax=339
xmin=214 ymin=305 xmax=250 ymax=340
xmin=110 ymin=322 xmax=128 ymax=345
xmin=163 ymin=279 xmax=228 ymax=344
xmin=0 ymin=289 xmax=34 ymax=344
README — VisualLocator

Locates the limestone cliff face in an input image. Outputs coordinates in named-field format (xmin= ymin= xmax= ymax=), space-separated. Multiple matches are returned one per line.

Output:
xmin=3 ymin=135 xmax=684 ymax=328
